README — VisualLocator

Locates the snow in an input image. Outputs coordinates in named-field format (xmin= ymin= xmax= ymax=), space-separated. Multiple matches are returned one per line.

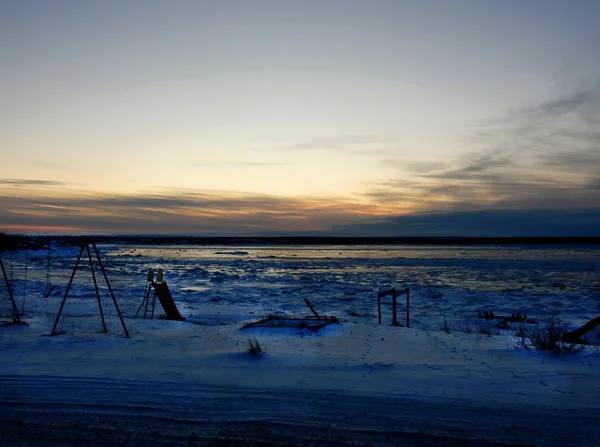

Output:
xmin=2 ymin=243 xmax=600 ymax=445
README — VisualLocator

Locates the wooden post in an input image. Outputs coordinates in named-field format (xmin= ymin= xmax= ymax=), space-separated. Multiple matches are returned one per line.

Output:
xmin=378 ymin=295 xmax=381 ymax=325
xmin=392 ymin=294 xmax=398 ymax=326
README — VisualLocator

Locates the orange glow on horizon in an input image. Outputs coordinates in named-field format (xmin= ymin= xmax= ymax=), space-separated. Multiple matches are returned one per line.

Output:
xmin=0 ymin=224 xmax=86 ymax=234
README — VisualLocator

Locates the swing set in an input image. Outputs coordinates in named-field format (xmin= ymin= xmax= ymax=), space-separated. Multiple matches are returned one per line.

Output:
xmin=0 ymin=254 xmax=23 ymax=324
xmin=0 ymin=238 xmax=56 ymax=323
xmin=43 ymin=241 xmax=55 ymax=298
xmin=1 ymin=237 xmax=129 ymax=337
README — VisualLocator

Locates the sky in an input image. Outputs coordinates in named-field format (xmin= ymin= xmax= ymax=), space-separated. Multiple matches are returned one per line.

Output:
xmin=1 ymin=0 xmax=600 ymax=236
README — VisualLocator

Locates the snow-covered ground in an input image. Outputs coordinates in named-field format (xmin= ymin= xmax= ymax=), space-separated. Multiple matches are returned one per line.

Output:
xmin=2 ymin=243 xmax=600 ymax=445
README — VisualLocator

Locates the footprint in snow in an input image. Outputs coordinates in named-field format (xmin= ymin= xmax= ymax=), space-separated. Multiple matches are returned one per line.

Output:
xmin=539 ymin=381 xmax=549 ymax=387
xmin=556 ymin=389 xmax=573 ymax=394
xmin=423 ymin=364 xmax=443 ymax=370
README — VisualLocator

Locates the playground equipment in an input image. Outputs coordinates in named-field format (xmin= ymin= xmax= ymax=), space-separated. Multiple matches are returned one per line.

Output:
xmin=136 ymin=269 xmax=159 ymax=319
xmin=43 ymin=241 xmax=55 ymax=298
xmin=241 ymin=298 xmax=338 ymax=331
xmin=377 ymin=287 xmax=410 ymax=327
xmin=563 ymin=316 xmax=600 ymax=344
xmin=0 ymin=254 xmax=23 ymax=324
xmin=50 ymin=240 xmax=129 ymax=337
xmin=135 ymin=269 xmax=185 ymax=322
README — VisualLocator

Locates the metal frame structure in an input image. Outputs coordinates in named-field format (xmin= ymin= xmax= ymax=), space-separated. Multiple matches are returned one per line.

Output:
xmin=134 ymin=269 xmax=159 ymax=320
xmin=377 ymin=287 xmax=410 ymax=327
xmin=0 ymin=254 xmax=22 ymax=324
xmin=50 ymin=240 xmax=129 ymax=337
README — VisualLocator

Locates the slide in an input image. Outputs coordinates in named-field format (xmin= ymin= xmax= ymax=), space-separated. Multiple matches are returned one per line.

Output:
xmin=563 ymin=316 xmax=600 ymax=344
xmin=153 ymin=281 xmax=186 ymax=322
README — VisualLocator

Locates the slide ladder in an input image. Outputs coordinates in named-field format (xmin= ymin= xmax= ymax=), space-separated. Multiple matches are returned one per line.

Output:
xmin=134 ymin=269 xmax=184 ymax=322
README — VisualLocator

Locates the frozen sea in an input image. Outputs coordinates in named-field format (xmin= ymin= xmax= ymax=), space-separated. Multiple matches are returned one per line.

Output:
xmin=4 ymin=242 xmax=600 ymax=330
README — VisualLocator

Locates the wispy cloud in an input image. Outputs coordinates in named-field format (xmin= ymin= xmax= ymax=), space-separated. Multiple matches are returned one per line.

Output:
xmin=518 ymin=88 xmax=598 ymax=122
xmin=365 ymin=84 xmax=600 ymax=213
xmin=282 ymin=135 xmax=390 ymax=155
xmin=195 ymin=161 xmax=284 ymax=168
xmin=30 ymin=162 xmax=71 ymax=171
xmin=379 ymin=159 xmax=448 ymax=174
xmin=334 ymin=209 xmax=600 ymax=237
xmin=0 ymin=188 xmax=390 ymax=235
xmin=0 ymin=178 xmax=66 ymax=187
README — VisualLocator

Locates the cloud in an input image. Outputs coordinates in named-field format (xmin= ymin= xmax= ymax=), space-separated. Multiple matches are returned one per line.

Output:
xmin=0 ymin=178 xmax=66 ymax=187
xmin=521 ymin=91 xmax=595 ymax=120
xmin=379 ymin=159 xmax=448 ymax=173
xmin=0 ymin=188 xmax=386 ymax=235
xmin=588 ymin=177 xmax=600 ymax=190
xmin=31 ymin=162 xmax=71 ymax=171
xmin=3 ymin=87 xmax=599 ymax=236
xmin=429 ymin=154 xmax=514 ymax=180
xmin=333 ymin=209 xmax=600 ymax=237
xmin=541 ymin=148 xmax=600 ymax=173
xmin=196 ymin=161 xmax=284 ymax=168
xmin=283 ymin=135 xmax=389 ymax=155
xmin=365 ymin=83 xmax=600 ymax=214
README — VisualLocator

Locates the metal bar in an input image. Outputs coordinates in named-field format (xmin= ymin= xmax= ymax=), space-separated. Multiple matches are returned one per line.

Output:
xmin=86 ymin=243 xmax=107 ymax=333
xmin=92 ymin=243 xmax=130 ymax=338
xmin=0 ymin=255 xmax=21 ymax=323
xmin=51 ymin=242 xmax=85 ymax=335
xmin=134 ymin=282 xmax=151 ymax=319
xmin=21 ymin=250 xmax=28 ymax=314
xmin=149 ymin=288 xmax=157 ymax=320
xmin=378 ymin=288 xmax=396 ymax=298
xmin=304 ymin=298 xmax=321 ymax=319
xmin=406 ymin=288 xmax=410 ymax=328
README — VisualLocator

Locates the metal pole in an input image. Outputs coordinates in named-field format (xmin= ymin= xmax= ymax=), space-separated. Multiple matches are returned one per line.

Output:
xmin=378 ymin=295 xmax=381 ymax=325
xmin=86 ymin=243 xmax=107 ymax=333
xmin=134 ymin=282 xmax=150 ymax=319
xmin=21 ymin=250 xmax=28 ymax=314
xmin=51 ymin=242 xmax=85 ymax=335
xmin=149 ymin=287 xmax=157 ymax=320
xmin=406 ymin=289 xmax=410 ymax=328
xmin=92 ymin=243 xmax=130 ymax=338
xmin=392 ymin=293 xmax=397 ymax=326
xmin=0 ymin=255 xmax=21 ymax=324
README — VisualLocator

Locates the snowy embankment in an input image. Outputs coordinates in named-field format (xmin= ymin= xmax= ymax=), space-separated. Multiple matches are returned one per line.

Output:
xmin=2 ymin=315 xmax=600 ymax=446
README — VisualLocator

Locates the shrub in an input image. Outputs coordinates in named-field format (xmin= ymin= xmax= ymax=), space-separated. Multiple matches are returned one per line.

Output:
xmin=477 ymin=320 xmax=500 ymax=336
xmin=248 ymin=338 xmax=263 ymax=356
xmin=513 ymin=314 xmax=585 ymax=355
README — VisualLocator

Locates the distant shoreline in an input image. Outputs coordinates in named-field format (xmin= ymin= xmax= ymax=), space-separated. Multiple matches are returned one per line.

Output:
xmin=2 ymin=234 xmax=600 ymax=249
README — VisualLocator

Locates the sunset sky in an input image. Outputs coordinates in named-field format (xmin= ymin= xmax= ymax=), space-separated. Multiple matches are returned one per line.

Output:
xmin=1 ymin=0 xmax=599 ymax=236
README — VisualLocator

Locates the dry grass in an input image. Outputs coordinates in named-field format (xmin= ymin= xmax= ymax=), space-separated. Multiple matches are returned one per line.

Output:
xmin=248 ymin=338 xmax=264 ymax=356
xmin=513 ymin=313 xmax=585 ymax=355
